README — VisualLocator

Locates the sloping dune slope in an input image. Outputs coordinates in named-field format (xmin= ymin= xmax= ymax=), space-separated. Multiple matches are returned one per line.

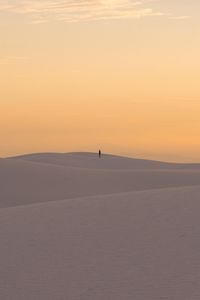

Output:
xmin=1 ymin=186 xmax=200 ymax=300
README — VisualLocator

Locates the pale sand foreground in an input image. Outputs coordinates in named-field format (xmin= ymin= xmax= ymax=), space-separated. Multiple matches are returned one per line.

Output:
xmin=1 ymin=153 xmax=200 ymax=299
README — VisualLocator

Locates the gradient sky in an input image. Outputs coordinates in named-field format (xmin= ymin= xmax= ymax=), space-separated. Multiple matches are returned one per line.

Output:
xmin=0 ymin=0 xmax=200 ymax=161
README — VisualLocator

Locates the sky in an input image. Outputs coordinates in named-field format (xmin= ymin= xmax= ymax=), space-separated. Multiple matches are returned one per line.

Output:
xmin=0 ymin=0 xmax=200 ymax=161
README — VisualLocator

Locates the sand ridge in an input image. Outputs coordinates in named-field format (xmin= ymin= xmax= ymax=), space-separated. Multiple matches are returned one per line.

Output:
xmin=1 ymin=153 xmax=200 ymax=208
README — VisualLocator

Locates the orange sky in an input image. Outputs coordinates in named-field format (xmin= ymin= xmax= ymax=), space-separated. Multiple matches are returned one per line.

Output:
xmin=0 ymin=1 xmax=200 ymax=161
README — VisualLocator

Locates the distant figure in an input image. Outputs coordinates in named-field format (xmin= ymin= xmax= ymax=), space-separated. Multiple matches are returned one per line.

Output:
xmin=99 ymin=149 xmax=102 ymax=158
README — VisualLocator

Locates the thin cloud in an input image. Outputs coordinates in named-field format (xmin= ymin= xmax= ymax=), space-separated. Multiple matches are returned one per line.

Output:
xmin=0 ymin=56 xmax=29 ymax=65
xmin=170 ymin=15 xmax=191 ymax=20
xmin=0 ymin=0 xmax=164 ymax=23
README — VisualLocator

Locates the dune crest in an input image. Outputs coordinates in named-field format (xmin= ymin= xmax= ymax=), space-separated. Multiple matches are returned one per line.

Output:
xmin=10 ymin=151 xmax=200 ymax=170
xmin=1 ymin=152 xmax=200 ymax=208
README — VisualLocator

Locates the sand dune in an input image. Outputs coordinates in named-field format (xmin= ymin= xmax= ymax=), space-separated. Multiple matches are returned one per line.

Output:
xmin=1 ymin=152 xmax=200 ymax=299
xmin=1 ymin=153 xmax=200 ymax=207
xmin=11 ymin=151 xmax=200 ymax=170
xmin=1 ymin=186 xmax=200 ymax=300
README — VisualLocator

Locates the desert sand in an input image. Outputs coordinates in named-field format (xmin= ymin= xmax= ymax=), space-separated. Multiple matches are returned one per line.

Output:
xmin=1 ymin=152 xmax=200 ymax=299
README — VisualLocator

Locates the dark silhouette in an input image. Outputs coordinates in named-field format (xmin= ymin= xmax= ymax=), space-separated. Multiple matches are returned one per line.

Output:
xmin=99 ymin=149 xmax=101 ymax=158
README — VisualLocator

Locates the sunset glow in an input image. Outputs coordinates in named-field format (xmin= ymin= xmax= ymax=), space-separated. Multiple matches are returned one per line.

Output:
xmin=1 ymin=0 xmax=200 ymax=161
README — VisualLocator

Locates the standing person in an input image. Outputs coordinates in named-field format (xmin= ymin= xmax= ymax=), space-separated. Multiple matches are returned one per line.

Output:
xmin=99 ymin=149 xmax=101 ymax=158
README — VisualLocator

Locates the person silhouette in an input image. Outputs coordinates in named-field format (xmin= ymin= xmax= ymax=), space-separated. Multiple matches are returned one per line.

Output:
xmin=99 ymin=149 xmax=101 ymax=158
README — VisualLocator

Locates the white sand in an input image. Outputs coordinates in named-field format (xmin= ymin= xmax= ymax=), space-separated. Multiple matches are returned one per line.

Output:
xmin=1 ymin=153 xmax=200 ymax=208
xmin=1 ymin=152 xmax=200 ymax=299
